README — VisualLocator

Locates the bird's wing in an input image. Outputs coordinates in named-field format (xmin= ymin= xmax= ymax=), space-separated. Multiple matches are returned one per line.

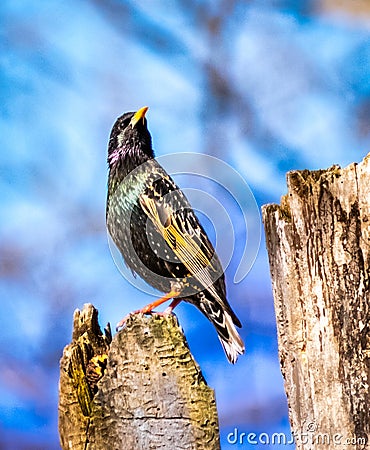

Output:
xmin=139 ymin=180 xmax=224 ymax=303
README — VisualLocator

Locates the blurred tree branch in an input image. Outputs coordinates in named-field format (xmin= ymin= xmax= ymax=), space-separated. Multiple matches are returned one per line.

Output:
xmin=87 ymin=0 xmax=282 ymax=160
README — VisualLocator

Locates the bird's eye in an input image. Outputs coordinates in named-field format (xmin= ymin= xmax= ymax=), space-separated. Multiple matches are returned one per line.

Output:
xmin=121 ymin=119 xmax=130 ymax=130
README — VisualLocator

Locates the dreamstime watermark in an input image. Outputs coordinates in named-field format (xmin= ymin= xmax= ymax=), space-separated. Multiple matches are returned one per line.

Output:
xmin=226 ymin=423 xmax=368 ymax=446
xmin=108 ymin=152 xmax=261 ymax=296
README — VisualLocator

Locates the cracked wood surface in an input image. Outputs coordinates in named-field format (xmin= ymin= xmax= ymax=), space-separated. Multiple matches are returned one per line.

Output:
xmin=58 ymin=304 xmax=220 ymax=450
xmin=262 ymin=153 xmax=370 ymax=449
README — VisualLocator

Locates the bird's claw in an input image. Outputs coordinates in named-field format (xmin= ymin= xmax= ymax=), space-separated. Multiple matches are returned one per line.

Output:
xmin=115 ymin=309 xmax=175 ymax=331
xmin=116 ymin=296 xmax=181 ymax=331
xmin=115 ymin=309 xmax=159 ymax=331
xmin=154 ymin=306 xmax=176 ymax=317
xmin=115 ymin=310 xmax=141 ymax=331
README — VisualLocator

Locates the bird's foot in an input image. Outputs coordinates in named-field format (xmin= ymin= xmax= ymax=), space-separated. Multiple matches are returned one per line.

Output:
xmin=115 ymin=296 xmax=182 ymax=331
xmin=115 ymin=309 xmax=148 ymax=331
xmin=155 ymin=298 xmax=182 ymax=317
xmin=152 ymin=308 xmax=175 ymax=318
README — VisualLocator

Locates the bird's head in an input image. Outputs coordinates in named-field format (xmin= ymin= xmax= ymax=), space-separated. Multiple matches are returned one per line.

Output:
xmin=108 ymin=106 xmax=153 ymax=168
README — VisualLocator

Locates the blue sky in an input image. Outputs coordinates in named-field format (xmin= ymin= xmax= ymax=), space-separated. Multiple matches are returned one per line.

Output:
xmin=1 ymin=1 xmax=369 ymax=448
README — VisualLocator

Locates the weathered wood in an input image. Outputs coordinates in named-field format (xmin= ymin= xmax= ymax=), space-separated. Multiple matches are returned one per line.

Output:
xmin=58 ymin=304 xmax=220 ymax=450
xmin=58 ymin=304 xmax=111 ymax=449
xmin=262 ymin=153 xmax=370 ymax=449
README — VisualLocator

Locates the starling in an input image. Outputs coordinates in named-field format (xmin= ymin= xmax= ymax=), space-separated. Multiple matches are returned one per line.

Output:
xmin=106 ymin=106 xmax=245 ymax=363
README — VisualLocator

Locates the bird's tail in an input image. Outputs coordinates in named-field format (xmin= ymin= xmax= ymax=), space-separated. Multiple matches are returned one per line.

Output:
xmin=199 ymin=299 xmax=245 ymax=364
xmin=217 ymin=310 xmax=245 ymax=364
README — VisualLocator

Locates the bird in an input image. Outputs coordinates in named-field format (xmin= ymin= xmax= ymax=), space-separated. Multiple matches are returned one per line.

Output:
xmin=106 ymin=106 xmax=245 ymax=363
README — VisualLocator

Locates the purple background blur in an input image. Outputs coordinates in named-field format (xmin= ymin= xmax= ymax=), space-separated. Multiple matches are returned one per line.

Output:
xmin=1 ymin=1 xmax=370 ymax=449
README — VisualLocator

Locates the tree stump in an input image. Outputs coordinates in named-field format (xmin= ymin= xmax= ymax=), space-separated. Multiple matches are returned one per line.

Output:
xmin=262 ymin=153 xmax=370 ymax=448
xmin=58 ymin=304 xmax=220 ymax=450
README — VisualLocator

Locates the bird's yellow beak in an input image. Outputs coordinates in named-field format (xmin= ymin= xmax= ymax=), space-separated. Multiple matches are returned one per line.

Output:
xmin=130 ymin=106 xmax=149 ymax=128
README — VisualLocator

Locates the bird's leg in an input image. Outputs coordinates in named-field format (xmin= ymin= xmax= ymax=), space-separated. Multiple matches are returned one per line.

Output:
xmin=139 ymin=290 xmax=181 ymax=314
xmin=116 ymin=290 xmax=181 ymax=330
xmin=156 ymin=298 xmax=182 ymax=317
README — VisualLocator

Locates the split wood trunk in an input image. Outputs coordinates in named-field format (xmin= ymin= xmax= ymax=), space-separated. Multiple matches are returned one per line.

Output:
xmin=58 ymin=304 xmax=220 ymax=450
xmin=263 ymin=153 xmax=370 ymax=449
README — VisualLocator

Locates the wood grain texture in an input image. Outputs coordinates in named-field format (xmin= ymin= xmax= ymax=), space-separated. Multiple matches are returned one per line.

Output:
xmin=262 ymin=153 xmax=370 ymax=449
xmin=58 ymin=304 xmax=220 ymax=450
xmin=59 ymin=304 xmax=111 ymax=449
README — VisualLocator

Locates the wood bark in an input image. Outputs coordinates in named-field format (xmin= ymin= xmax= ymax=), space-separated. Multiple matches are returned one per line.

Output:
xmin=262 ymin=153 xmax=370 ymax=449
xmin=58 ymin=304 xmax=220 ymax=450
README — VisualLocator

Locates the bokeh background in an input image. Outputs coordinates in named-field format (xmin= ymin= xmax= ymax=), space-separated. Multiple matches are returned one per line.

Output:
xmin=1 ymin=1 xmax=370 ymax=448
